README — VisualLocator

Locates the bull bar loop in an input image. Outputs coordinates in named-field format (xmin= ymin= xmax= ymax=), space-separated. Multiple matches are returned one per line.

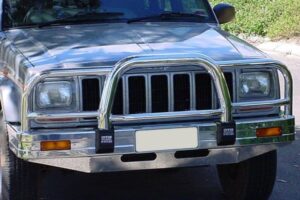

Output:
xmin=98 ymin=53 xmax=231 ymax=130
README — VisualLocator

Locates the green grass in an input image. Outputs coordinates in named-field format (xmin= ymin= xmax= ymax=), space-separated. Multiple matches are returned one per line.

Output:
xmin=209 ymin=0 xmax=300 ymax=39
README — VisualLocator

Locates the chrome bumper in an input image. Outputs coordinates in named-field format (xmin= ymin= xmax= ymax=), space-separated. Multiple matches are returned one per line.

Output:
xmin=7 ymin=116 xmax=295 ymax=173
xmin=22 ymin=146 xmax=284 ymax=173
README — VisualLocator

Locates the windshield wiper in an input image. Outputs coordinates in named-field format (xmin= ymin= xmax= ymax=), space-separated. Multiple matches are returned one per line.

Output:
xmin=38 ymin=11 xmax=124 ymax=28
xmin=127 ymin=12 xmax=206 ymax=23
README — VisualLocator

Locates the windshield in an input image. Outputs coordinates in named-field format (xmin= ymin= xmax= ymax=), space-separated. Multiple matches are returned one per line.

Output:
xmin=2 ymin=0 xmax=216 ymax=29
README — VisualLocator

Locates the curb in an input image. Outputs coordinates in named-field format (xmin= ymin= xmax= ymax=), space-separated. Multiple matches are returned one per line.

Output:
xmin=256 ymin=42 xmax=300 ymax=57
xmin=241 ymin=35 xmax=300 ymax=57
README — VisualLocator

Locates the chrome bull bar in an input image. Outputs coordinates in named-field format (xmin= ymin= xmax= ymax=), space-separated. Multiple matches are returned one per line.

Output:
xmin=21 ymin=54 xmax=293 ymax=133
xmin=98 ymin=54 xmax=293 ymax=130
xmin=98 ymin=54 xmax=233 ymax=130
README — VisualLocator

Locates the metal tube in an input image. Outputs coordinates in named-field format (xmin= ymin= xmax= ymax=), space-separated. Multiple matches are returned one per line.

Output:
xmin=21 ymin=69 xmax=109 ymax=132
xmin=276 ymin=63 xmax=293 ymax=115
xmin=224 ymin=61 xmax=293 ymax=116
xmin=27 ymin=112 xmax=99 ymax=119
xmin=110 ymin=109 xmax=223 ymax=123
xmin=232 ymin=99 xmax=290 ymax=109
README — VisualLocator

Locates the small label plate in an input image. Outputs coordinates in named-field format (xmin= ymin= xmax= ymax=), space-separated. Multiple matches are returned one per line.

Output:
xmin=216 ymin=121 xmax=236 ymax=146
xmin=136 ymin=127 xmax=198 ymax=152
xmin=95 ymin=129 xmax=114 ymax=153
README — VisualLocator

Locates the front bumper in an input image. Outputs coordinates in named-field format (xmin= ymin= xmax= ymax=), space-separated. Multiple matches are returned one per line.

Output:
xmin=7 ymin=116 xmax=295 ymax=173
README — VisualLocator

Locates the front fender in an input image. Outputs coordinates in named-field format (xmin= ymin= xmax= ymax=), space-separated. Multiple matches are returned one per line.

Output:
xmin=0 ymin=77 xmax=21 ymax=122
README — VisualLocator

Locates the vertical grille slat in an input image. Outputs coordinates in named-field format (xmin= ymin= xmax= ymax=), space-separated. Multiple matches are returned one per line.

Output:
xmin=82 ymin=79 xmax=100 ymax=111
xmin=112 ymin=80 xmax=123 ymax=115
xmin=151 ymin=75 xmax=169 ymax=113
xmin=128 ymin=76 xmax=146 ymax=114
xmin=173 ymin=74 xmax=191 ymax=111
xmin=195 ymin=73 xmax=212 ymax=110
xmin=215 ymin=72 xmax=234 ymax=109
xmin=224 ymin=72 xmax=233 ymax=100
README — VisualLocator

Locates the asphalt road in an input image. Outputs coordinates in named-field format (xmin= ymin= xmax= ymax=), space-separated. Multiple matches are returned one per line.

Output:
xmin=1 ymin=52 xmax=300 ymax=200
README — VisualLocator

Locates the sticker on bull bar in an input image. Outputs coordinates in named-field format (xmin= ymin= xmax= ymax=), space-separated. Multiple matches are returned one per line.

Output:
xmin=95 ymin=129 xmax=114 ymax=153
xmin=216 ymin=121 xmax=236 ymax=146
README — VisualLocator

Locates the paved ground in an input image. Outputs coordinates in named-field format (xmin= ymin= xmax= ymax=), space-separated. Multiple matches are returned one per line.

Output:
xmin=246 ymin=36 xmax=300 ymax=57
xmin=1 ymin=52 xmax=300 ymax=200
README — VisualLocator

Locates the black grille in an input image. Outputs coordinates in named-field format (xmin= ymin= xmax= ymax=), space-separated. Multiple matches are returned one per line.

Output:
xmin=151 ymin=75 xmax=169 ymax=113
xmin=195 ymin=73 xmax=212 ymax=110
xmin=82 ymin=79 xmax=100 ymax=111
xmin=173 ymin=74 xmax=191 ymax=111
xmin=82 ymin=71 xmax=234 ymax=115
xmin=128 ymin=76 xmax=146 ymax=114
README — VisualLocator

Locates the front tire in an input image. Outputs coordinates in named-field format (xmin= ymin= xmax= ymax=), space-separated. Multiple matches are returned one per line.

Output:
xmin=217 ymin=150 xmax=277 ymax=200
xmin=1 ymin=117 xmax=41 ymax=200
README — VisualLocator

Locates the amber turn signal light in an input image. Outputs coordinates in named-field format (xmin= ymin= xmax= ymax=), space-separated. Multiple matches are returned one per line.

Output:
xmin=256 ymin=127 xmax=282 ymax=138
xmin=41 ymin=140 xmax=71 ymax=151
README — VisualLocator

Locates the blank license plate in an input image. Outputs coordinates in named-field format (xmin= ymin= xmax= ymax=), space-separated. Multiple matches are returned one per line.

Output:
xmin=136 ymin=127 xmax=198 ymax=152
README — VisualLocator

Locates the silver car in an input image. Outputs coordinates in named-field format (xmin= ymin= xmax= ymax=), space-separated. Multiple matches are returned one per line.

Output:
xmin=0 ymin=0 xmax=295 ymax=199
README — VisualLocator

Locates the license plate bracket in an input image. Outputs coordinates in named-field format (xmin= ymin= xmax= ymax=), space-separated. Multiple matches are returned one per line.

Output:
xmin=136 ymin=127 xmax=198 ymax=152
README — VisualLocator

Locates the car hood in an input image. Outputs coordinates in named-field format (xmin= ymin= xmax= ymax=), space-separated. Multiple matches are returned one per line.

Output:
xmin=5 ymin=22 xmax=267 ymax=70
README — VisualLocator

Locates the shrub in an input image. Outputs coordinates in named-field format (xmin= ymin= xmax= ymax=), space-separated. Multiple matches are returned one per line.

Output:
xmin=209 ymin=0 xmax=300 ymax=39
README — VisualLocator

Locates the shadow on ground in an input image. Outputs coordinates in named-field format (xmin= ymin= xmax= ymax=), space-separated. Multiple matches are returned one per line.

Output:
xmin=40 ymin=166 xmax=225 ymax=200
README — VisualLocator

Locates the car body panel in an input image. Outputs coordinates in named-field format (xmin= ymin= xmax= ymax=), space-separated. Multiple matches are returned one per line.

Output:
xmin=2 ymin=23 xmax=266 ymax=83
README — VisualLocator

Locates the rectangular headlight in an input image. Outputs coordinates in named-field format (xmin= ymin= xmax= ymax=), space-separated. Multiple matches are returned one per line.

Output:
xmin=36 ymin=81 xmax=73 ymax=109
xmin=240 ymin=72 xmax=271 ymax=97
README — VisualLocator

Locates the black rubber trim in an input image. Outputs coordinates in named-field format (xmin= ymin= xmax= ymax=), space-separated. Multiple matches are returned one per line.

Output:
xmin=121 ymin=153 xmax=157 ymax=162
xmin=175 ymin=149 xmax=210 ymax=159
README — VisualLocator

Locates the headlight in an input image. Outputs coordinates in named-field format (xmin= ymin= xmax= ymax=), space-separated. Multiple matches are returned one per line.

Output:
xmin=240 ymin=72 xmax=271 ymax=97
xmin=36 ymin=81 xmax=73 ymax=109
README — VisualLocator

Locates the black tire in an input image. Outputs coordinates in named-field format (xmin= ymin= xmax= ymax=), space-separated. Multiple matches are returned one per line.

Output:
xmin=0 ymin=115 xmax=41 ymax=200
xmin=217 ymin=150 xmax=277 ymax=200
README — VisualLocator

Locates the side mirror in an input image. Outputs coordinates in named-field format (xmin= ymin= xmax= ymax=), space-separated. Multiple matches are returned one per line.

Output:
xmin=213 ymin=3 xmax=235 ymax=24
